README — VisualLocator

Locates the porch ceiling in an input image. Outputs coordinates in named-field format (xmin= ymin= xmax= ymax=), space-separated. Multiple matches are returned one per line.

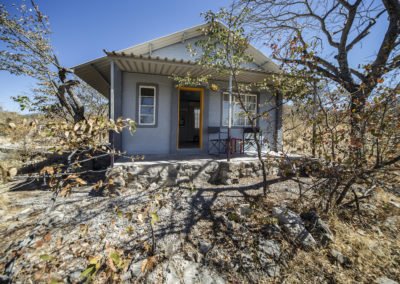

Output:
xmin=73 ymin=51 xmax=281 ymax=99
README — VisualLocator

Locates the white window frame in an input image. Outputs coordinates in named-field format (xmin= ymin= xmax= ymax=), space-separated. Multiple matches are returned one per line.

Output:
xmin=222 ymin=92 xmax=257 ymax=127
xmin=138 ymin=85 xmax=156 ymax=126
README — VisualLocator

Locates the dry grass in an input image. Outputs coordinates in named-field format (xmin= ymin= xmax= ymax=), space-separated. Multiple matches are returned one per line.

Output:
xmin=282 ymin=189 xmax=400 ymax=283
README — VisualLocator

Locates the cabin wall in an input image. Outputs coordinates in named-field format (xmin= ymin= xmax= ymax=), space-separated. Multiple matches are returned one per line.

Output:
xmin=121 ymin=72 xmax=173 ymax=154
xmin=117 ymin=72 xmax=281 ymax=155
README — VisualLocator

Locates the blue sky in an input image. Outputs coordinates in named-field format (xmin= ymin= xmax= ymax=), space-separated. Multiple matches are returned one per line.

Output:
xmin=0 ymin=0 xmax=389 ymax=112
xmin=0 ymin=0 xmax=230 ymax=112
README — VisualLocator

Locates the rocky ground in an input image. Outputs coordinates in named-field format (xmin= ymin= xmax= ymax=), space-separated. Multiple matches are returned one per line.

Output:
xmin=0 ymin=174 xmax=399 ymax=283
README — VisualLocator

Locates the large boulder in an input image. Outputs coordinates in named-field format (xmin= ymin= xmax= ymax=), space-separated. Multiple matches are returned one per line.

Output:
xmin=300 ymin=210 xmax=334 ymax=246
xmin=257 ymin=238 xmax=281 ymax=277
xmin=147 ymin=255 xmax=225 ymax=284
xmin=272 ymin=207 xmax=316 ymax=250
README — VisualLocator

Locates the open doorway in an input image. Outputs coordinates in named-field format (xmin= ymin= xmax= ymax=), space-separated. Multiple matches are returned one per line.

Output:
xmin=178 ymin=88 xmax=203 ymax=149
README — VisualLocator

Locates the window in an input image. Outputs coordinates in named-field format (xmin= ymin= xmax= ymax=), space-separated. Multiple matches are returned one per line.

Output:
xmin=194 ymin=108 xmax=200 ymax=129
xmin=138 ymin=85 xmax=156 ymax=126
xmin=222 ymin=93 xmax=257 ymax=127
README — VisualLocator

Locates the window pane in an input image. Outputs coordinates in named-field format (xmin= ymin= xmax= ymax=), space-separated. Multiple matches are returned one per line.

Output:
xmin=139 ymin=86 xmax=156 ymax=125
xmin=140 ymin=106 xmax=154 ymax=115
xmin=140 ymin=115 xmax=154 ymax=124
xmin=222 ymin=93 xmax=257 ymax=127
xmin=141 ymin=97 xmax=154 ymax=106
xmin=247 ymin=103 xmax=257 ymax=112
xmin=141 ymin=87 xmax=154 ymax=97
xmin=194 ymin=108 xmax=200 ymax=129
xmin=247 ymin=95 xmax=257 ymax=104
xmin=222 ymin=100 xmax=229 ymax=126
xmin=223 ymin=93 xmax=229 ymax=102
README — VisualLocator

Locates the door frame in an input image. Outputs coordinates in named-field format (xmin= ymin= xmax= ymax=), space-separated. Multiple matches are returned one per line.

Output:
xmin=177 ymin=87 xmax=204 ymax=150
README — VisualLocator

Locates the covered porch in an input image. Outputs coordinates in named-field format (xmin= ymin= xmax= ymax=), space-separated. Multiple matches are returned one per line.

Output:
xmin=73 ymin=51 xmax=283 ymax=157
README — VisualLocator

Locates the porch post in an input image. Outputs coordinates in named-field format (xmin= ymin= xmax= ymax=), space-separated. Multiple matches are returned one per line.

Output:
xmin=227 ymin=73 xmax=233 ymax=161
xmin=109 ymin=60 xmax=115 ymax=167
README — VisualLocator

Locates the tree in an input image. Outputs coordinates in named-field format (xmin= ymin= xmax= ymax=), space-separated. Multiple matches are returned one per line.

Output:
xmin=0 ymin=1 xmax=137 ymax=201
xmin=0 ymin=0 xmax=91 ymax=122
xmin=235 ymin=0 xmax=399 ymax=164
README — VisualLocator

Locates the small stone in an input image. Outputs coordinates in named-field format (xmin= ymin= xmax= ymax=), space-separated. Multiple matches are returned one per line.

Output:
xmin=114 ymin=175 xmax=126 ymax=187
xmin=18 ymin=208 xmax=33 ymax=220
xmin=68 ymin=271 xmax=82 ymax=282
xmin=239 ymin=204 xmax=252 ymax=217
xmin=371 ymin=226 xmax=384 ymax=237
xmin=128 ymin=259 xmax=143 ymax=278
xmin=384 ymin=216 xmax=400 ymax=228
xmin=121 ymin=271 xmax=132 ymax=282
xmin=224 ymin=178 xmax=232 ymax=185
xmin=389 ymin=200 xmax=400 ymax=209
xmin=148 ymin=182 xmax=158 ymax=190
xmin=329 ymin=249 xmax=352 ymax=268
xmin=8 ymin=167 xmax=17 ymax=178
xmin=0 ymin=274 xmax=10 ymax=283
xmin=176 ymin=176 xmax=191 ymax=184
xmin=261 ymin=224 xmax=282 ymax=239
xmin=198 ymin=240 xmax=212 ymax=255
xmin=376 ymin=276 xmax=398 ymax=284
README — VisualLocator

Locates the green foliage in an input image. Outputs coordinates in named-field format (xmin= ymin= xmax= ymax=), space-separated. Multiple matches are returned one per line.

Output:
xmin=150 ymin=212 xmax=159 ymax=226
xmin=39 ymin=254 xmax=53 ymax=261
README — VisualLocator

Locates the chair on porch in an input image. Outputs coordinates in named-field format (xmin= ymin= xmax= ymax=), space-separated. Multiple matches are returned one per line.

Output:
xmin=208 ymin=127 xmax=228 ymax=155
xmin=242 ymin=127 xmax=263 ymax=152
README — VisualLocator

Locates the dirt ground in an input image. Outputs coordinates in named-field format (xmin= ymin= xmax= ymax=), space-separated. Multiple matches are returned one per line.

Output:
xmin=0 ymin=174 xmax=399 ymax=283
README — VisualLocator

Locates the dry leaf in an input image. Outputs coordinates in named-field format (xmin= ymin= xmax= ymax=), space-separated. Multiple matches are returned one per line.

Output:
xmin=44 ymin=233 xmax=52 ymax=242
xmin=35 ymin=239 xmax=44 ymax=248
xmin=79 ymin=224 xmax=88 ymax=235
xmin=143 ymin=241 xmax=152 ymax=253
xmin=137 ymin=213 xmax=144 ymax=224
xmin=108 ymin=257 xmax=118 ymax=272
xmin=141 ymin=256 xmax=157 ymax=273
xmin=75 ymin=177 xmax=87 ymax=185
xmin=40 ymin=166 xmax=54 ymax=175
xmin=8 ymin=168 xmax=17 ymax=178
xmin=56 ymin=237 xmax=63 ymax=248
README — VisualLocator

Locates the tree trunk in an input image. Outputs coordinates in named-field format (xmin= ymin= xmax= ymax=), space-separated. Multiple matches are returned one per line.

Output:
xmin=349 ymin=89 xmax=366 ymax=166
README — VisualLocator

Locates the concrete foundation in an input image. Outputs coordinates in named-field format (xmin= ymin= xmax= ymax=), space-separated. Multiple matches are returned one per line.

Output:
xmin=108 ymin=155 xmax=283 ymax=190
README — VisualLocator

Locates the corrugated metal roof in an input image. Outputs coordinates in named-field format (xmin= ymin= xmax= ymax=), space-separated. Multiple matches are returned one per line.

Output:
xmin=72 ymin=22 xmax=281 ymax=97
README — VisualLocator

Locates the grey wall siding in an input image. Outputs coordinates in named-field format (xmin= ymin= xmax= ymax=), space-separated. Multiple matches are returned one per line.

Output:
xmin=146 ymin=36 xmax=261 ymax=70
xmin=208 ymin=90 xmax=221 ymax=127
xmin=121 ymin=73 xmax=172 ymax=154
xmin=149 ymin=37 xmax=202 ymax=61
xmin=119 ymin=73 xmax=281 ymax=154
